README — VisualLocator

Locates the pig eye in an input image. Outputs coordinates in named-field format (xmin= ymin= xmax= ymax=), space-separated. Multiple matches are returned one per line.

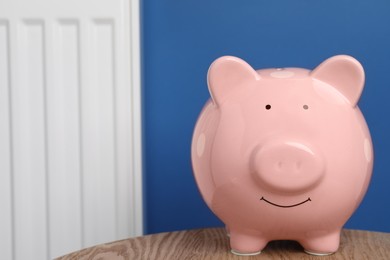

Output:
xmin=265 ymin=104 xmax=271 ymax=110
xmin=303 ymin=104 xmax=309 ymax=110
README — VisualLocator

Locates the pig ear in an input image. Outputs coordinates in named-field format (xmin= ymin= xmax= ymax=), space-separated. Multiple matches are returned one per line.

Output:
xmin=207 ymin=56 xmax=260 ymax=105
xmin=311 ymin=55 xmax=365 ymax=107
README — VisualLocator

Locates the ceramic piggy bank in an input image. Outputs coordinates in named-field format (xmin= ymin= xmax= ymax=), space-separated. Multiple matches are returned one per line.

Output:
xmin=191 ymin=55 xmax=373 ymax=256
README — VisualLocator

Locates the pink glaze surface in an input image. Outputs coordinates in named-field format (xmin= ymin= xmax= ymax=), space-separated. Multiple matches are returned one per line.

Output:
xmin=191 ymin=55 xmax=373 ymax=255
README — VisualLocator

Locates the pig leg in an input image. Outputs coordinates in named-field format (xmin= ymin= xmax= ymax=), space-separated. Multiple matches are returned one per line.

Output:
xmin=229 ymin=230 xmax=267 ymax=256
xmin=300 ymin=229 xmax=341 ymax=255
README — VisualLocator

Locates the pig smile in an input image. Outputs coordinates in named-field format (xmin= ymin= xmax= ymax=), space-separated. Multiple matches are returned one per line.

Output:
xmin=260 ymin=197 xmax=311 ymax=208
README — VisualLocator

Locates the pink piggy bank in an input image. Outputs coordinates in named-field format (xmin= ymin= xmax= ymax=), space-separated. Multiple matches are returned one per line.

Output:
xmin=191 ymin=55 xmax=373 ymax=256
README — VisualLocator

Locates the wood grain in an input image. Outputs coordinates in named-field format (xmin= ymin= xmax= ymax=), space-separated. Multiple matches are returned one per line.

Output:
xmin=56 ymin=228 xmax=390 ymax=259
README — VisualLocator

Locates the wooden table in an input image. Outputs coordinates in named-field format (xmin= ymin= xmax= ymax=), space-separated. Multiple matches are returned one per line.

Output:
xmin=56 ymin=228 xmax=390 ymax=259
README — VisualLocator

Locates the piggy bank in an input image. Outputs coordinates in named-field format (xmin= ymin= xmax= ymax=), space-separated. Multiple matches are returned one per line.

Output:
xmin=191 ymin=55 xmax=373 ymax=256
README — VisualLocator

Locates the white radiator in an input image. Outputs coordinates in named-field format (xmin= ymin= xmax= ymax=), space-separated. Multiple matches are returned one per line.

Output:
xmin=0 ymin=0 xmax=143 ymax=259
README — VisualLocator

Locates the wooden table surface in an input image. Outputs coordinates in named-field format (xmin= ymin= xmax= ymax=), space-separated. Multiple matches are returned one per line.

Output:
xmin=56 ymin=228 xmax=390 ymax=259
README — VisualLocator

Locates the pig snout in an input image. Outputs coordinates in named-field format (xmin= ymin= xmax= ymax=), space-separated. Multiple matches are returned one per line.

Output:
xmin=251 ymin=140 xmax=325 ymax=193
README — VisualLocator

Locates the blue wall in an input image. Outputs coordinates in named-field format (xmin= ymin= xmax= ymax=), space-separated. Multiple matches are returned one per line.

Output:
xmin=142 ymin=0 xmax=390 ymax=234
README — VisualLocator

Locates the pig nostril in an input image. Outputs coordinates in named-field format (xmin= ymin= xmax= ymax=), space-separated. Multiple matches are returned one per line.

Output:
xmin=277 ymin=161 xmax=283 ymax=169
xmin=296 ymin=161 xmax=301 ymax=170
